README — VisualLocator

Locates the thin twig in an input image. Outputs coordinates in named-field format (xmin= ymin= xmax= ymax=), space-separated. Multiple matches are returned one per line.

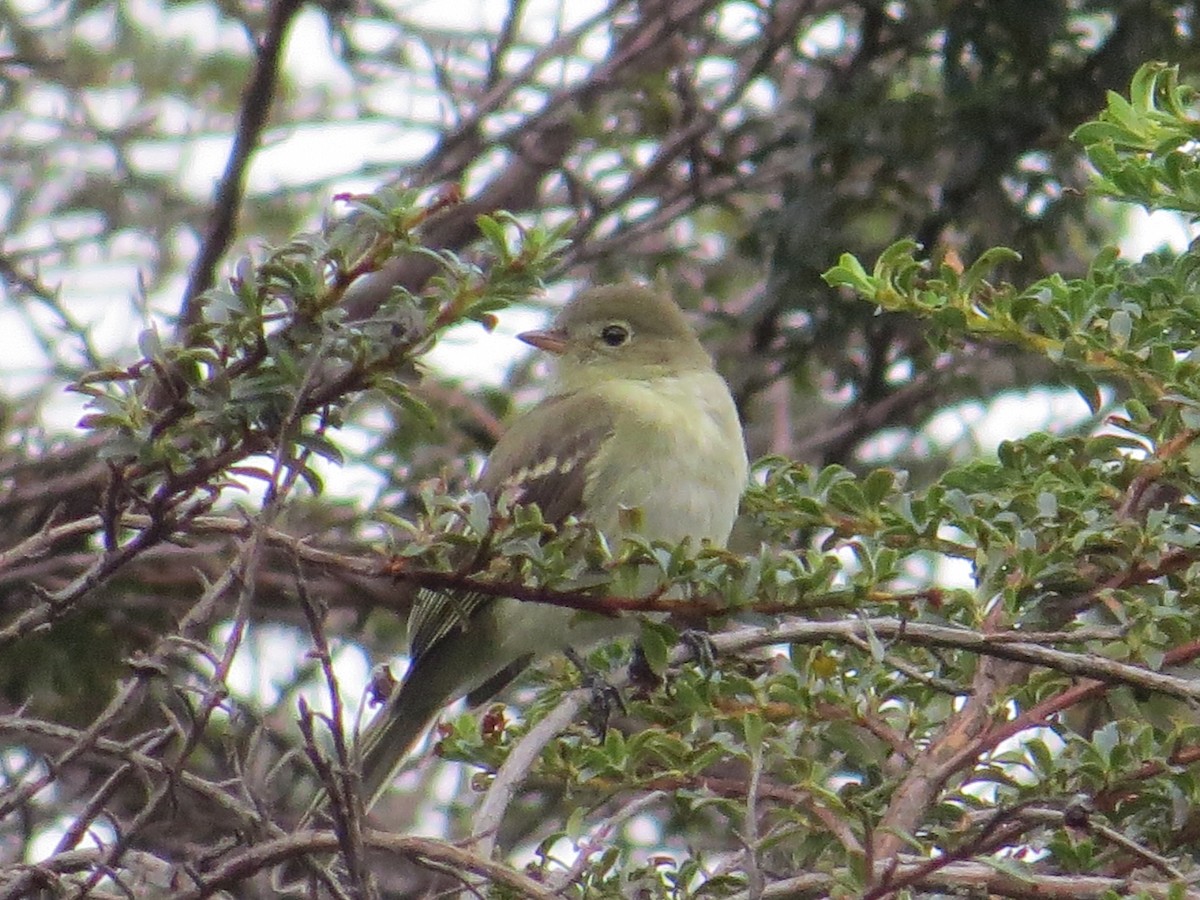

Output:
xmin=742 ymin=736 xmax=765 ymax=900
xmin=177 ymin=0 xmax=304 ymax=330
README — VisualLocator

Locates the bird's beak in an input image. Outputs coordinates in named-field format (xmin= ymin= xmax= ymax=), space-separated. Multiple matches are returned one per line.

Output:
xmin=517 ymin=327 xmax=569 ymax=355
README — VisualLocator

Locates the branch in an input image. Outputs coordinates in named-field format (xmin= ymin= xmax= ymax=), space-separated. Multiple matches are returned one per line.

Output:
xmin=0 ymin=717 xmax=265 ymax=824
xmin=723 ymin=857 xmax=1200 ymax=900
xmin=187 ymin=831 xmax=557 ymax=900
xmin=343 ymin=0 xmax=721 ymax=315
xmin=7 ymin=508 xmax=1190 ymax=701
xmin=177 ymin=0 xmax=304 ymax=330
xmin=871 ymin=603 xmax=1024 ymax=864
xmin=0 ymin=832 xmax=557 ymax=900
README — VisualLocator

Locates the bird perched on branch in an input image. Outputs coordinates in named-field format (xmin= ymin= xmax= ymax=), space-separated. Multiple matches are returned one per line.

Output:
xmin=337 ymin=281 xmax=747 ymax=813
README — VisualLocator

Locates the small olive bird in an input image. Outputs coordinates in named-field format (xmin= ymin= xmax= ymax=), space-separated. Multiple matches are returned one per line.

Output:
xmin=334 ymin=282 xmax=748 ymax=813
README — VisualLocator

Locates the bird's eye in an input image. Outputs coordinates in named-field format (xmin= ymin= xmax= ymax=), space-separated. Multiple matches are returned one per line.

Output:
xmin=600 ymin=324 xmax=630 ymax=347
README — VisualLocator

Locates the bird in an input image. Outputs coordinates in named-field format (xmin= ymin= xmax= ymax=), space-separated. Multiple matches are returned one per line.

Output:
xmin=340 ymin=281 xmax=748 ymax=814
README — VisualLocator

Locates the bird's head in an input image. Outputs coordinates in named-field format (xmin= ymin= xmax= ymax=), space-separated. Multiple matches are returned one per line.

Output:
xmin=518 ymin=283 xmax=713 ymax=393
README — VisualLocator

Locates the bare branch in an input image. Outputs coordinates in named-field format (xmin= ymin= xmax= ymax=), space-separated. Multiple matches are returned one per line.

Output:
xmin=177 ymin=0 xmax=305 ymax=330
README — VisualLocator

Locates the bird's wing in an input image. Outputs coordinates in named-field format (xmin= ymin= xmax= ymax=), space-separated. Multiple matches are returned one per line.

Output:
xmin=406 ymin=391 xmax=618 ymax=665
xmin=475 ymin=390 xmax=618 ymax=522
xmin=405 ymin=587 xmax=494 ymax=665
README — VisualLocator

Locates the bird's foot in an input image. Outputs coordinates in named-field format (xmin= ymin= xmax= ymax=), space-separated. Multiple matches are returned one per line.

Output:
xmin=565 ymin=648 xmax=626 ymax=739
xmin=628 ymin=645 xmax=662 ymax=694
xmin=629 ymin=628 xmax=716 ymax=695
xmin=680 ymin=629 xmax=717 ymax=675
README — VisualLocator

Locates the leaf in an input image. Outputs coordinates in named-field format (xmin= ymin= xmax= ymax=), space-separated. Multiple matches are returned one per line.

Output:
xmin=741 ymin=712 xmax=764 ymax=748
xmin=1107 ymin=309 xmax=1132 ymax=347
xmin=822 ymin=253 xmax=875 ymax=294
xmin=1092 ymin=721 xmax=1120 ymax=766
xmin=859 ymin=614 xmax=885 ymax=662
xmin=295 ymin=432 xmax=344 ymax=466
xmin=298 ymin=464 xmax=324 ymax=495
xmin=464 ymin=492 xmax=492 ymax=534
xmin=637 ymin=621 xmax=671 ymax=675
xmin=1060 ymin=369 xmax=1102 ymax=415
xmin=961 ymin=246 xmax=1021 ymax=292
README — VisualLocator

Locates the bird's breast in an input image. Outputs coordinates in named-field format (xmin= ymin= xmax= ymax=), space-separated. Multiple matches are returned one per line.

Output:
xmin=583 ymin=372 xmax=747 ymax=546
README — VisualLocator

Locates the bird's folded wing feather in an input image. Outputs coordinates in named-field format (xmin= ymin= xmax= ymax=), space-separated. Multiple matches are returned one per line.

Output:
xmin=405 ymin=391 xmax=618 ymax=663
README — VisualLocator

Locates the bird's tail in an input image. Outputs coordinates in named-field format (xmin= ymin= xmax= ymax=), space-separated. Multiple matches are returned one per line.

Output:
xmin=356 ymin=674 xmax=448 ymax=807
xmin=299 ymin=668 xmax=449 ymax=827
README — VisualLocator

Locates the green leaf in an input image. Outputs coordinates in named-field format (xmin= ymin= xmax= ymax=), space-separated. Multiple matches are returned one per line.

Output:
xmin=961 ymin=246 xmax=1021 ymax=291
xmin=741 ymin=712 xmax=764 ymax=747
xmin=822 ymin=253 xmax=875 ymax=294
xmin=1107 ymin=309 xmax=1132 ymax=347
xmin=637 ymin=620 xmax=672 ymax=675
xmin=860 ymin=615 xmax=885 ymax=662
xmin=295 ymin=432 xmax=344 ymax=466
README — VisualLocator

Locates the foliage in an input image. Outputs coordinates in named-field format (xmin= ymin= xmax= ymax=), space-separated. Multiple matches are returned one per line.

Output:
xmin=4 ymin=0 xmax=1200 ymax=896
